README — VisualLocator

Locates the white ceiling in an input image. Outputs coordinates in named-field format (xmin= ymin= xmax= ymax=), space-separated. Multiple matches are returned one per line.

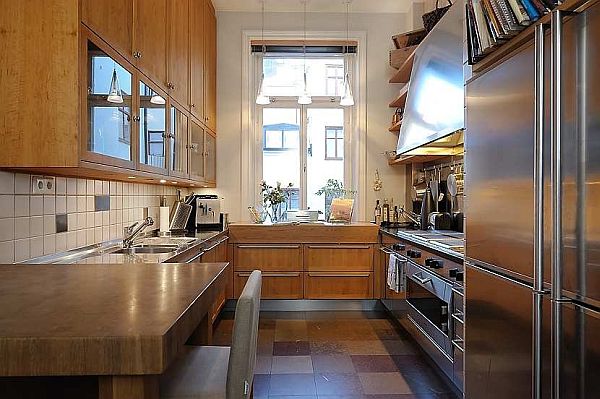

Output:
xmin=212 ymin=0 xmax=417 ymax=13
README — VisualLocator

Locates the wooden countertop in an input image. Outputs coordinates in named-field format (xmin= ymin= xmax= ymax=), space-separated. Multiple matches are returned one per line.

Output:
xmin=0 ymin=262 xmax=228 ymax=376
xmin=229 ymin=222 xmax=379 ymax=243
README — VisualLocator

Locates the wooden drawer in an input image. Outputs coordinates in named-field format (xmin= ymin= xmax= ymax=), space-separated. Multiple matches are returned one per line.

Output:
xmin=304 ymin=272 xmax=373 ymax=299
xmin=234 ymin=272 xmax=303 ymax=299
xmin=304 ymin=245 xmax=373 ymax=271
xmin=234 ymin=244 xmax=302 ymax=271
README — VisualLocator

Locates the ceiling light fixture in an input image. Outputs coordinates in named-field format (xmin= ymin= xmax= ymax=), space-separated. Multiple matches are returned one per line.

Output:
xmin=150 ymin=93 xmax=166 ymax=105
xmin=298 ymin=0 xmax=312 ymax=105
xmin=107 ymin=66 xmax=124 ymax=104
xmin=340 ymin=0 xmax=354 ymax=107
xmin=256 ymin=0 xmax=270 ymax=105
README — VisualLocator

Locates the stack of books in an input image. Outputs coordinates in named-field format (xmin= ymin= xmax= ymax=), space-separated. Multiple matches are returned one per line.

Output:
xmin=466 ymin=0 xmax=561 ymax=64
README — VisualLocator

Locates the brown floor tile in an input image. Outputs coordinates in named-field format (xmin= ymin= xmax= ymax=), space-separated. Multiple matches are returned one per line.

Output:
xmin=309 ymin=341 xmax=347 ymax=355
xmin=260 ymin=318 xmax=277 ymax=330
xmin=400 ymin=369 xmax=453 ymax=394
xmin=391 ymin=355 xmax=434 ymax=375
xmin=374 ymin=327 xmax=404 ymax=340
xmin=351 ymin=355 xmax=399 ymax=372
xmin=359 ymin=372 xmax=414 ymax=395
xmin=314 ymin=372 xmax=364 ymax=396
xmin=276 ymin=320 xmax=309 ymax=341
xmin=271 ymin=356 xmax=314 ymax=374
xmin=381 ymin=340 xmax=419 ymax=355
xmin=312 ymin=354 xmax=356 ymax=373
xmin=258 ymin=338 xmax=275 ymax=355
xmin=268 ymin=396 xmax=318 ymax=399
xmin=269 ymin=374 xmax=317 ymax=396
xmin=255 ymin=355 xmax=273 ymax=374
xmin=273 ymin=341 xmax=311 ymax=356
xmin=340 ymin=340 xmax=390 ymax=355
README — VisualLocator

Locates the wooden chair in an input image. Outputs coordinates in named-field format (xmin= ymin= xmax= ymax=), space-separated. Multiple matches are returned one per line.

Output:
xmin=160 ymin=270 xmax=262 ymax=399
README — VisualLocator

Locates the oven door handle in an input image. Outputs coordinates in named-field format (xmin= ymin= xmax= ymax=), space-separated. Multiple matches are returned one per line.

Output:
xmin=411 ymin=272 xmax=432 ymax=285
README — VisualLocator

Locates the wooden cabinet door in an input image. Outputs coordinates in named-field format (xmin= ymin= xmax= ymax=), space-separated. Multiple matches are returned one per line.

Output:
xmin=204 ymin=130 xmax=216 ymax=183
xmin=189 ymin=0 xmax=205 ymax=120
xmin=203 ymin=1 xmax=217 ymax=131
xmin=81 ymin=0 xmax=133 ymax=60
xmin=168 ymin=104 xmax=189 ymax=178
xmin=304 ymin=245 xmax=373 ymax=272
xmin=235 ymin=272 xmax=303 ymax=299
xmin=134 ymin=0 xmax=167 ymax=86
xmin=234 ymin=244 xmax=303 ymax=272
xmin=304 ymin=272 xmax=374 ymax=299
xmin=167 ymin=0 xmax=189 ymax=106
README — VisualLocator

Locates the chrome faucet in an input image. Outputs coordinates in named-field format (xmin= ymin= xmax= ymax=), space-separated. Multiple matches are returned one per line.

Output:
xmin=122 ymin=217 xmax=154 ymax=248
xmin=399 ymin=206 xmax=421 ymax=226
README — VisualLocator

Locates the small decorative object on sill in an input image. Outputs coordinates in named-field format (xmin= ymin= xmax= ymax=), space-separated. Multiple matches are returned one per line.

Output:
xmin=373 ymin=169 xmax=383 ymax=192
xmin=329 ymin=198 xmax=354 ymax=224
xmin=422 ymin=0 xmax=453 ymax=32
xmin=248 ymin=206 xmax=268 ymax=224
xmin=260 ymin=181 xmax=293 ymax=223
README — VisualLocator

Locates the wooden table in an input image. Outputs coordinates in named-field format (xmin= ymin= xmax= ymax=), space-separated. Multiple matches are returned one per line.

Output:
xmin=0 ymin=263 xmax=228 ymax=399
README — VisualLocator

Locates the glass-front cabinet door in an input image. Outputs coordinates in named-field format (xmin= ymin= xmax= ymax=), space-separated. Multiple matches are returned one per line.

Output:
xmin=169 ymin=105 xmax=189 ymax=178
xmin=85 ymin=40 xmax=134 ymax=168
xmin=189 ymin=120 xmax=205 ymax=181
xmin=138 ymin=79 xmax=167 ymax=173
xmin=205 ymin=130 xmax=216 ymax=183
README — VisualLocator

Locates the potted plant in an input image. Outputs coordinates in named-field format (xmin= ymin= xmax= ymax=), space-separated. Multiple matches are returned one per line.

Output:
xmin=315 ymin=179 xmax=356 ymax=220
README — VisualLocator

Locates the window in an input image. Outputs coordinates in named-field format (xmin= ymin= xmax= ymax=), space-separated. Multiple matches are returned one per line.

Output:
xmin=325 ymin=64 xmax=344 ymax=96
xmin=263 ymin=123 xmax=299 ymax=151
xmin=325 ymin=126 xmax=344 ymax=160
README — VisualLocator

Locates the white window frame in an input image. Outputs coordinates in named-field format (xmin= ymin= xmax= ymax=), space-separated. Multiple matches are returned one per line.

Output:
xmin=240 ymin=30 xmax=367 ymax=220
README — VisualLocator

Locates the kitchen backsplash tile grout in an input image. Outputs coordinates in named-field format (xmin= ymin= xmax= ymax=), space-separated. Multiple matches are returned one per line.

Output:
xmin=0 ymin=171 xmax=188 ymax=263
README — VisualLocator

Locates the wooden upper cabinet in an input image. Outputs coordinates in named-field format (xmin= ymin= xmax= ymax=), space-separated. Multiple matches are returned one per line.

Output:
xmin=81 ymin=0 xmax=133 ymax=60
xmin=133 ymin=0 xmax=168 ymax=86
xmin=204 ymin=1 xmax=217 ymax=132
xmin=167 ymin=0 xmax=190 ymax=106
xmin=189 ymin=0 xmax=205 ymax=120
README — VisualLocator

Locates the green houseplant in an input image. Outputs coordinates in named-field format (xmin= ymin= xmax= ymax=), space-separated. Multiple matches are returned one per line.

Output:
xmin=315 ymin=179 xmax=355 ymax=220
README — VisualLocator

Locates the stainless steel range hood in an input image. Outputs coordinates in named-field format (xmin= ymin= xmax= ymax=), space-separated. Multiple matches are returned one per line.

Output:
xmin=396 ymin=2 xmax=464 ymax=156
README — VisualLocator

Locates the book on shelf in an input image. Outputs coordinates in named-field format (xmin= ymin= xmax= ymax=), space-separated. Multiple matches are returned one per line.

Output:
xmin=507 ymin=0 xmax=532 ymax=25
xmin=470 ymin=0 xmax=495 ymax=53
xmin=466 ymin=4 xmax=485 ymax=64
xmin=520 ymin=0 xmax=542 ymax=20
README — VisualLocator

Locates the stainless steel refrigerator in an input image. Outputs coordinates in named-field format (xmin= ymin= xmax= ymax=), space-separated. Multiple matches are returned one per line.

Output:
xmin=464 ymin=2 xmax=600 ymax=398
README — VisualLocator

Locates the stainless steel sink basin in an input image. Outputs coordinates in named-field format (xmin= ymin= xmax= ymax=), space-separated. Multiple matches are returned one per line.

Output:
xmin=112 ymin=246 xmax=179 ymax=255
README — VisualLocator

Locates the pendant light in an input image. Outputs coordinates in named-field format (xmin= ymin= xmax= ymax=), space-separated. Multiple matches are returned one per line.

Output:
xmin=150 ymin=93 xmax=166 ymax=105
xmin=298 ymin=0 xmax=312 ymax=105
xmin=340 ymin=0 xmax=354 ymax=107
xmin=256 ymin=1 xmax=271 ymax=105
xmin=107 ymin=66 xmax=124 ymax=104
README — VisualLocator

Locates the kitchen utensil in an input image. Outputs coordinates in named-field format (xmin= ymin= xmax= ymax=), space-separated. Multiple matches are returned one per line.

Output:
xmin=428 ymin=212 xmax=452 ymax=230
xmin=169 ymin=200 xmax=193 ymax=231
xmin=430 ymin=167 xmax=439 ymax=212
xmin=447 ymin=170 xmax=457 ymax=213
xmin=420 ymin=183 xmax=435 ymax=230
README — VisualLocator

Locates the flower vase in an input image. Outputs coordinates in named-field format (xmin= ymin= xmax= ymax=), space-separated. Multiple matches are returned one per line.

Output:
xmin=271 ymin=203 xmax=280 ymax=223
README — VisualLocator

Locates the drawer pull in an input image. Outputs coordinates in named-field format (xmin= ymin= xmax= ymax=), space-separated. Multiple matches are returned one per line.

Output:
xmin=452 ymin=312 xmax=464 ymax=324
xmin=237 ymin=272 xmax=300 ymax=277
xmin=379 ymin=247 xmax=395 ymax=255
xmin=237 ymin=245 xmax=300 ymax=249
xmin=307 ymin=245 xmax=371 ymax=249
xmin=452 ymin=337 xmax=465 ymax=352
xmin=186 ymin=251 xmax=205 ymax=263
xmin=308 ymin=272 xmax=371 ymax=277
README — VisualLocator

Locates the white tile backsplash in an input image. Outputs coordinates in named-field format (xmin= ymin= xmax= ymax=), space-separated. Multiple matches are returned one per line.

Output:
xmin=0 ymin=172 xmax=181 ymax=263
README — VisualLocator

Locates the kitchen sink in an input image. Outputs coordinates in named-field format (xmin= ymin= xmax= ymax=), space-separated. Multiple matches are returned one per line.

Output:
xmin=112 ymin=246 xmax=179 ymax=255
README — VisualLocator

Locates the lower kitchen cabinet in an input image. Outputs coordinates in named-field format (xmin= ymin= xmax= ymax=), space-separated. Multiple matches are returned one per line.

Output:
xmin=304 ymin=272 xmax=373 ymax=299
xmin=234 ymin=272 xmax=303 ymax=299
xmin=234 ymin=244 xmax=302 ymax=272
xmin=304 ymin=244 xmax=373 ymax=271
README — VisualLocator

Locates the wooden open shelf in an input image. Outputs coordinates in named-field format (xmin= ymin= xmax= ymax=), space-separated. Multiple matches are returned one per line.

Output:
xmin=389 ymin=50 xmax=416 ymax=84
xmin=389 ymin=84 xmax=409 ymax=108
xmin=388 ymin=119 xmax=402 ymax=133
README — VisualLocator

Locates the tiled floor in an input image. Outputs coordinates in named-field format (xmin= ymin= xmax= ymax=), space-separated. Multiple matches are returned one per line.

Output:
xmin=213 ymin=311 xmax=458 ymax=399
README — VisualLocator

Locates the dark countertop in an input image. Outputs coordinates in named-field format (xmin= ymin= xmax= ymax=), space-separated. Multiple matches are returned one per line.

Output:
xmin=380 ymin=226 xmax=464 ymax=263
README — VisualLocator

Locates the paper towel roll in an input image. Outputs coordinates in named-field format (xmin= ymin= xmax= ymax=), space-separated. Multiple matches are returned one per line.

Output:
xmin=160 ymin=206 xmax=170 ymax=232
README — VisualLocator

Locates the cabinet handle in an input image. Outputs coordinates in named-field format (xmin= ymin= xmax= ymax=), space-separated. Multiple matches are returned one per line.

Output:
xmin=186 ymin=251 xmax=205 ymax=263
xmin=133 ymin=51 xmax=142 ymax=58
xmin=132 ymin=115 xmax=141 ymax=122
xmin=191 ymin=103 xmax=196 ymax=108
xmin=167 ymin=82 xmax=175 ymax=90
xmin=307 ymin=272 xmax=371 ymax=278
xmin=307 ymin=245 xmax=371 ymax=250
xmin=237 ymin=245 xmax=300 ymax=249
xmin=237 ymin=272 xmax=300 ymax=277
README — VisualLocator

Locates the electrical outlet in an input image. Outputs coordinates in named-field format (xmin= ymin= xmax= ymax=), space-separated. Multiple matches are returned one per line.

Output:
xmin=32 ymin=176 xmax=56 ymax=195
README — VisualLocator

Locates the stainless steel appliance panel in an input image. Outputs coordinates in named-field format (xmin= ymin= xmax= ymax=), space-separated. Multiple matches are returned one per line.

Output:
xmin=406 ymin=261 xmax=452 ymax=303
xmin=465 ymin=264 xmax=536 ymax=399
xmin=557 ymin=302 xmax=600 ymax=398
xmin=465 ymin=44 xmax=537 ymax=281
xmin=559 ymin=2 xmax=600 ymax=307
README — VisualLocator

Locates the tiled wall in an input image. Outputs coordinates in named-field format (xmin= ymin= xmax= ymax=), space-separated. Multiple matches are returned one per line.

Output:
xmin=0 ymin=171 xmax=182 ymax=263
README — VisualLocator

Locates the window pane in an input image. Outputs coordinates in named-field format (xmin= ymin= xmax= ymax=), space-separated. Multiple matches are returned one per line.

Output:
xmin=307 ymin=108 xmax=345 ymax=218
xmin=265 ymin=130 xmax=283 ymax=149
xmin=88 ymin=43 xmax=132 ymax=161
xmin=262 ymin=108 xmax=301 ymax=208
xmin=262 ymin=57 xmax=345 ymax=97
xmin=139 ymin=81 xmax=166 ymax=169
xmin=284 ymin=130 xmax=299 ymax=149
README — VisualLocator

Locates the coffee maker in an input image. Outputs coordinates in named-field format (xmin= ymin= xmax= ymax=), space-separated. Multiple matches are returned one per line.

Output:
xmin=185 ymin=194 xmax=223 ymax=231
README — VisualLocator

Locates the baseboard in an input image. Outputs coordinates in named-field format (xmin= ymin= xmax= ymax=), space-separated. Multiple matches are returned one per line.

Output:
xmin=223 ymin=299 xmax=386 ymax=312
